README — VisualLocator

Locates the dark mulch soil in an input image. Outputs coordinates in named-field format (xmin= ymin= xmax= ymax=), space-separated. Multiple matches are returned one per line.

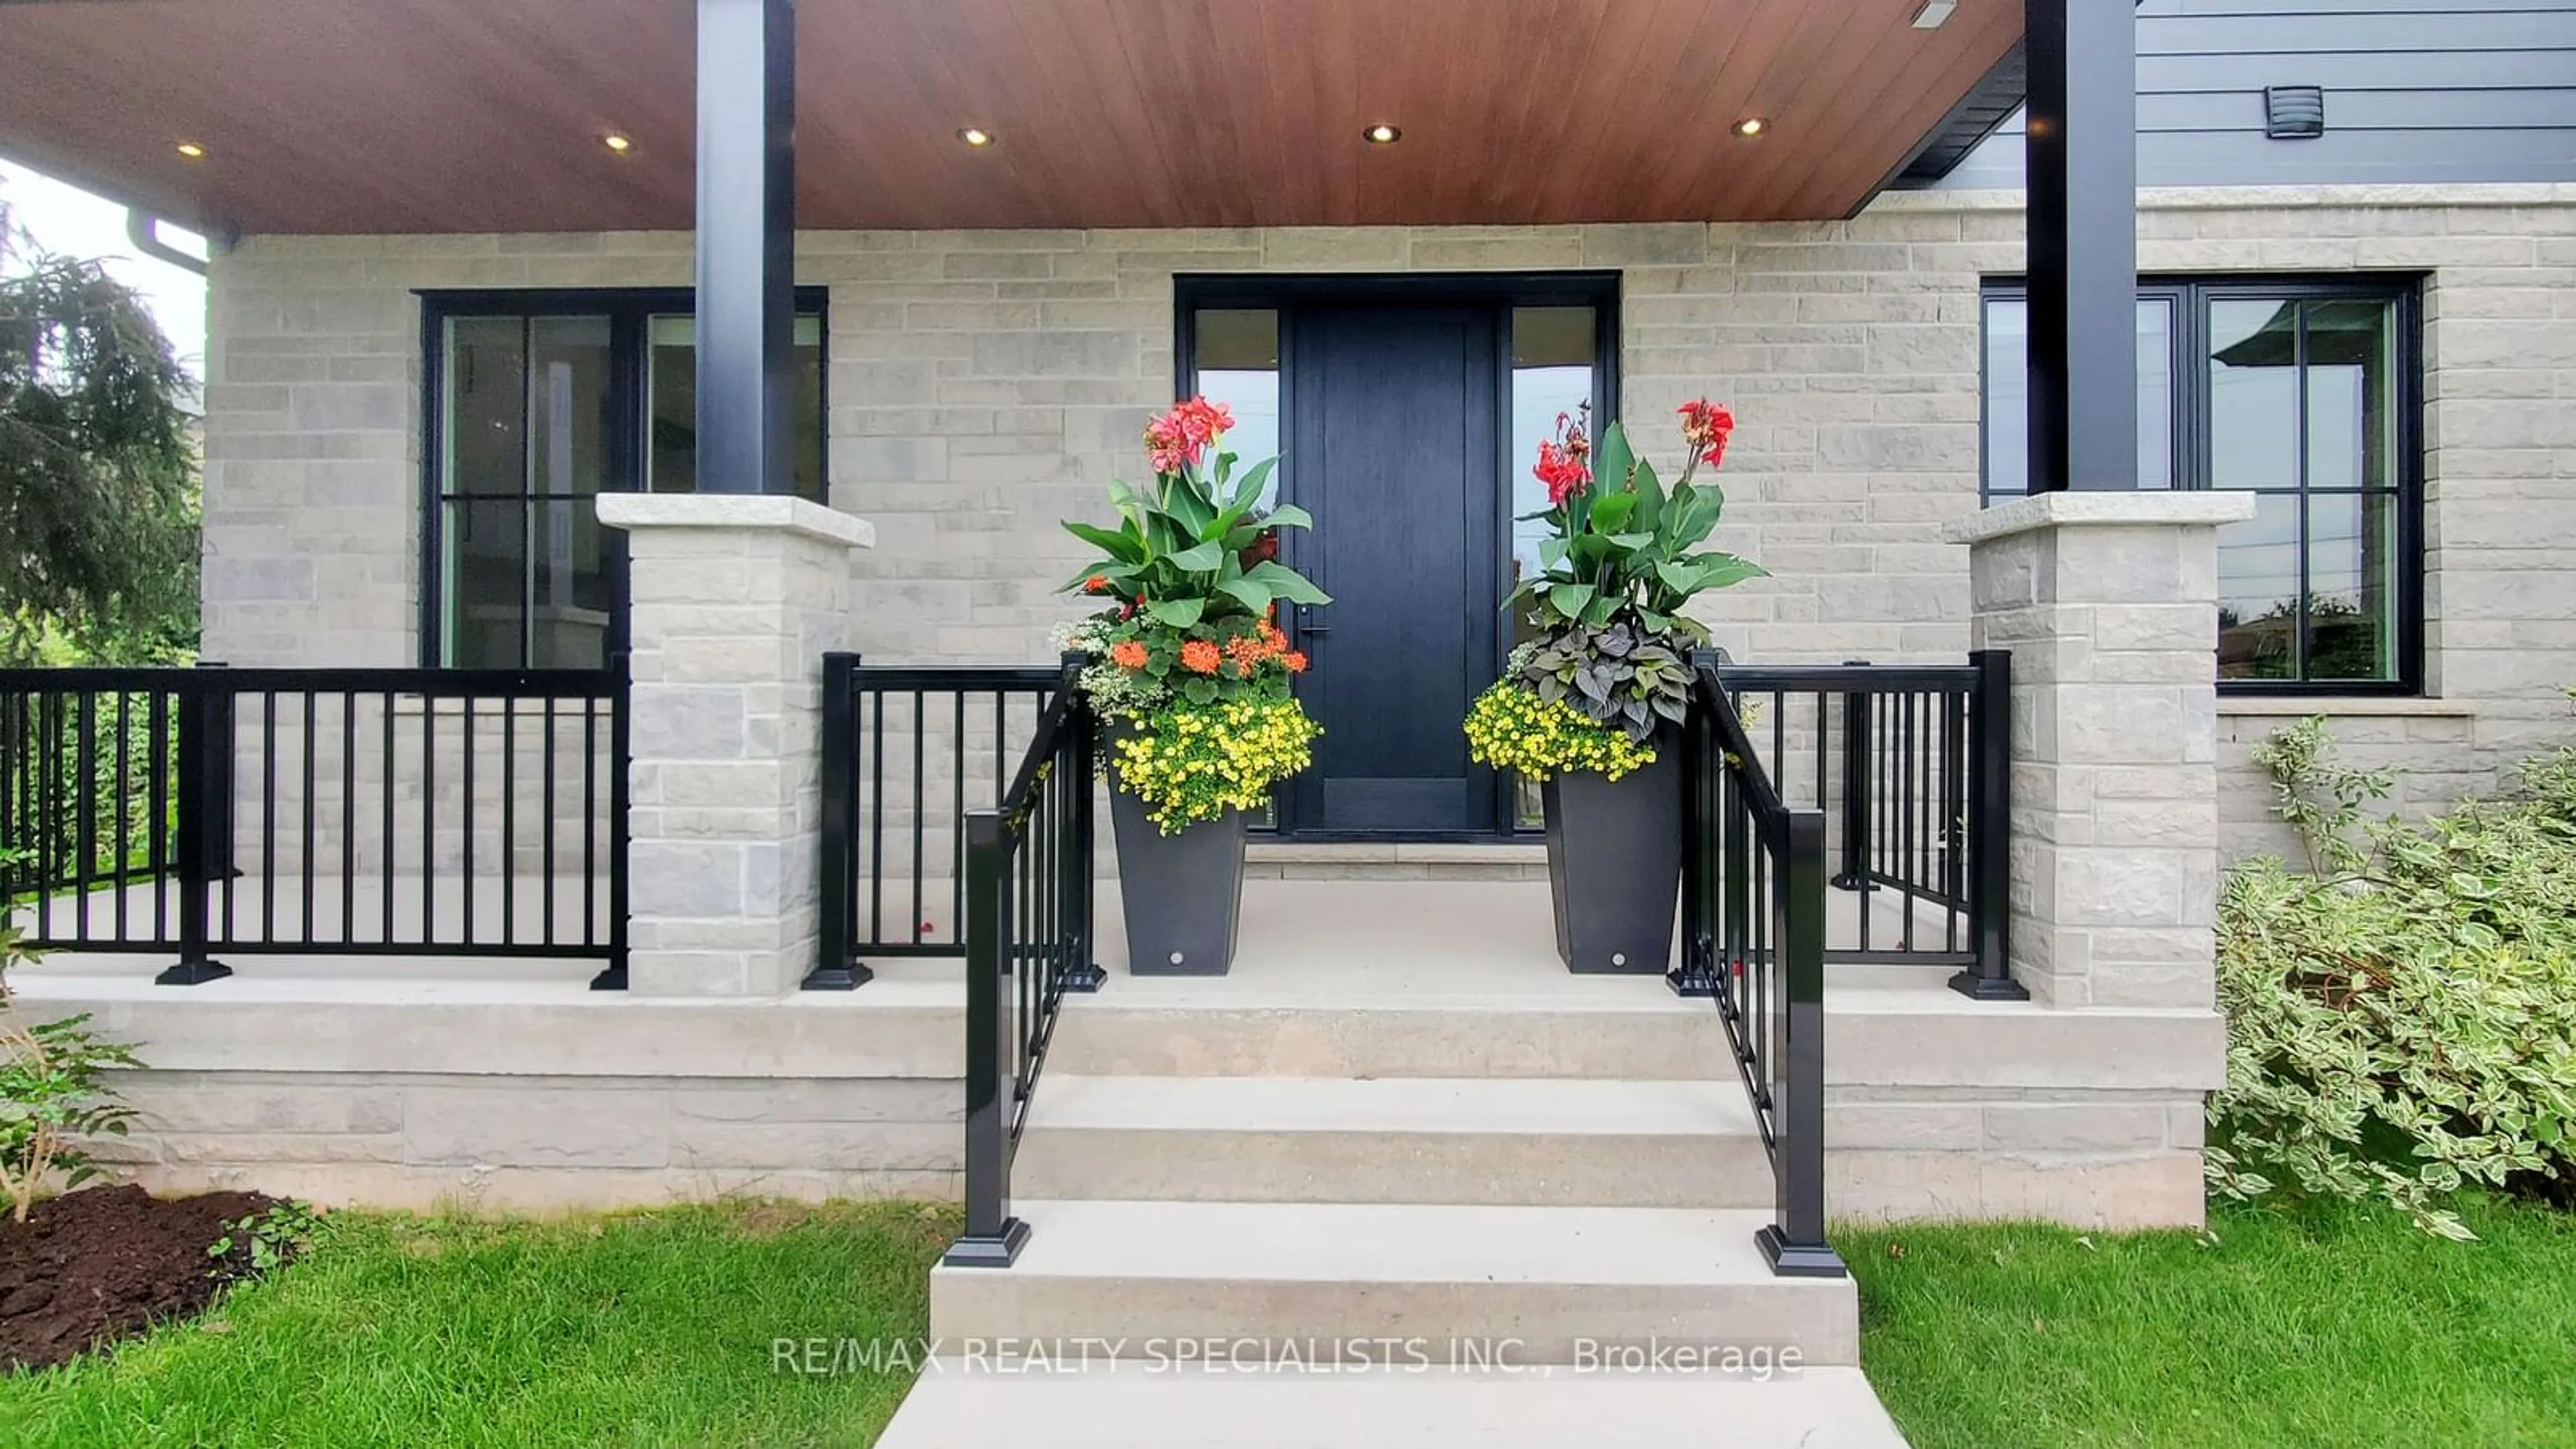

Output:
xmin=0 ymin=1184 xmax=279 ymax=1373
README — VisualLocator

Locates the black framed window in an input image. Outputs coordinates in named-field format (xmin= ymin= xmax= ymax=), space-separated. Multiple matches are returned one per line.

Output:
xmin=1981 ymin=276 xmax=2423 ymax=694
xmin=421 ymin=289 xmax=826 ymax=668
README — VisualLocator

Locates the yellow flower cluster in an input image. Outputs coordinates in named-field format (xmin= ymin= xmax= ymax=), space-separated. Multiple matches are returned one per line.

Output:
xmin=1462 ymin=680 xmax=1656 ymax=782
xmin=1111 ymin=696 xmax=1320 ymax=833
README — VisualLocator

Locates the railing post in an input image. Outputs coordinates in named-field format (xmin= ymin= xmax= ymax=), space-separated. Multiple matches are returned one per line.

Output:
xmin=590 ymin=651 xmax=633 ymax=991
xmin=804 ymin=651 xmax=871 ymax=989
xmin=1669 ymin=652 xmax=1719 ymax=999
xmin=203 ymin=661 xmax=237 ymax=882
xmin=1759 ymin=808 xmax=1844 ymax=1278
xmin=1949 ymin=648 xmax=2027 ymax=1002
xmin=1056 ymin=653 xmax=1105 ymax=994
xmin=1831 ymin=660 xmax=1869 ymax=892
xmin=158 ymin=665 xmax=233 ymax=985
xmin=945 ymin=808 xmax=1030 ymax=1267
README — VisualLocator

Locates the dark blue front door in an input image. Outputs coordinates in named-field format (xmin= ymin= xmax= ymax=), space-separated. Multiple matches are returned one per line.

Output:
xmin=1285 ymin=305 xmax=1500 ymax=836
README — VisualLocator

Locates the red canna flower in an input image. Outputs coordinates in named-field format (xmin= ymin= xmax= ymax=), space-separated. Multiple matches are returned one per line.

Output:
xmin=1677 ymin=398 xmax=1735 ymax=469
xmin=1143 ymin=395 xmax=1236 ymax=474
xmin=1534 ymin=440 xmax=1590 ymax=508
xmin=1179 ymin=639 xmax=1223 ymax=675
xmin=1083 ymin=575 xmax=1111 ymax=594
xmin=1174 ymin=396 xmax=1233 ymax=447
xmin=1533 ymin=409 xmax=1593 ymax=508
xmin=1144 ymin=413 xmax=1191 ymax=474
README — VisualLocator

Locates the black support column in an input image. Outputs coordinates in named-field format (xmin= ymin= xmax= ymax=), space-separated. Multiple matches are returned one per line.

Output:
xmin=695 ymin=0 xmax=797 ymax=496
xmin=2024 ymin=0 xmax=2138 ymax=492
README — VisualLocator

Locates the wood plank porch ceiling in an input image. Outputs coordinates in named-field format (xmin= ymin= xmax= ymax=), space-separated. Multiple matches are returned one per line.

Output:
xmin=0 ymin=0 xmax=2018 ymax=236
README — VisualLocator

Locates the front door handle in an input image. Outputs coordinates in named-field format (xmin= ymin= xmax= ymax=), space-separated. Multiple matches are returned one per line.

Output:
xmin=1297 ymin=604 xmax=1329 ymax=637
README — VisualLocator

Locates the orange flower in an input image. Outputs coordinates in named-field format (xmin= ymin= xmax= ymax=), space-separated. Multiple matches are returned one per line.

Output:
xmin=1257 ymin=620 xmax=1286 ymax=651
xmin=1225 ymin=632 xmax=1276 ymax=670
xmin=1179 ymin=639 xmax=1222 ymax=675
xmin=1083 ymin=575 xmax=1111 ymax=594
xmin=1110 ymin=639 xmax=1149 ymax=669
xmin=1283 ymin=651 xmax=1308 ymax=674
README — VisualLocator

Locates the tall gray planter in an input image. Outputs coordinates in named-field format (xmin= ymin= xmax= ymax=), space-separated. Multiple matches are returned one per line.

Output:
xmin=1541 ymin=724 xmax=1682 ymax=974
xmin=1109 ymin=785 xmax=1248 ymax=976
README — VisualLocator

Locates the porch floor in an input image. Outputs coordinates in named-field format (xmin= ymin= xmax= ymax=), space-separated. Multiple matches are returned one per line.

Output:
xmin=14 ymin=873 xmax=1967 ymax=1000
xmin=1090 ymin=875 xmax=1965 ymax=1001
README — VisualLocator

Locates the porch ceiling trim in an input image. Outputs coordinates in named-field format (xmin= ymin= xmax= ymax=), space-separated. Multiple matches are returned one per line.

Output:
xmin=0 ymin=0 xmax=2021 ymax=236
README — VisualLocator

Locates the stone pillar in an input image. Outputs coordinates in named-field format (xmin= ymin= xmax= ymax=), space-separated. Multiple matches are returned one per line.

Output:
xmin=597 ymin=494 xmax=874 ymax=998
xmin=1944 ymin=492 xmax=2256 ymax=1010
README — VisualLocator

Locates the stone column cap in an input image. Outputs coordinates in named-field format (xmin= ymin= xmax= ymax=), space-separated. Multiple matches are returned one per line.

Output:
xmin=1942 ymin=490 xmax=2256 ymax=546
xmin=596 ymin=492 xmax=875 ymax=550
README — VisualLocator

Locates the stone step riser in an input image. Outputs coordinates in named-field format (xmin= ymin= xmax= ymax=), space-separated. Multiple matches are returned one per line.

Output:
xmin=877 ymin=1366 xmax=1911 ymax=1449
xmin=1050 ymin=1009 xmax=1730 ymax=1081
xmin=1250 ymin=862 xmax=1551 ymax=883
xmin=929 ymin=1279 xmax=1858 ymax=1367
xmin=1012 ymin=1126 xmax=1775 ymax=1208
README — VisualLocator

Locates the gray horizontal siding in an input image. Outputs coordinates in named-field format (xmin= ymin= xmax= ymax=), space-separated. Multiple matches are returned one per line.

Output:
xmin=1923 ymin=0 xmax=2576 ymax=190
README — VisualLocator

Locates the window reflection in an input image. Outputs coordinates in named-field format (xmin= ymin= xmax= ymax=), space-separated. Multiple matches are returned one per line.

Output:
xmin=2210 ymin=296 xmax=2405 ymax=683
xmin=2209 ymin=300 xmax=2301 ymax=490
xmin=1980 ymin=297 xmax=2173 ymax=494
xmin=2217 ymin=494 xmax=2303 ymax=680
xmin=647 ymin=314 xmax=826 ymax=500
xmin=1509 ymin=307 xmax=1598 ymax=828
xmin=1510 ymin=307 xmax=1596 ymax=592
xmin=1191 ymin=309 xmax=1283 ymax=827
xmin=1195 ymin=310 xmax=1281 ymax=506
xmin=437 ymin=303 xmax=827 ymax=669
xmin=440 ymin=315 xmax=612 ymax=668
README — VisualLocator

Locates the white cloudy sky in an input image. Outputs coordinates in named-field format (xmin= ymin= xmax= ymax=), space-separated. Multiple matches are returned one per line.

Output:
xmin=0 ymin=158 xmax=209 ymax=378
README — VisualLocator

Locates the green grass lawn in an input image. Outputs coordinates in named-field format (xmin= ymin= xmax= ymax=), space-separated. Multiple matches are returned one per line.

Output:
xmin=1844 ymin=1194 xmax=2576 ymax=1449
xmin=9 ymin=1193 xmax=2575 ymax=1447
xmin=1 ymin=1199 xmax=958 ymax=1449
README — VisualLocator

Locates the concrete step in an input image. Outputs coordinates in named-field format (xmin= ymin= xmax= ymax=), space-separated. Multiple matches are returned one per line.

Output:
xmin=929 ymin=1199 xmax=1859 ymax=1366
xmin=1015 ymin=1075 xmax=1772 ymax=1208
xmin=1244 ymin=841 xmax=1550 ymax=882
xmin=878 ymin=1362 xmax=1909 ymax=1448
xmin=1049 ymin=999 xmax=1727 ymax=1081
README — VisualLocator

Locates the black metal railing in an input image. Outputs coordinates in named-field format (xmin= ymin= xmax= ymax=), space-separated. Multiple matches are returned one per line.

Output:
xmin=812 ymin=653 xmax=1067 ymax=989
xmin=1680 ymin=653 xmax=1843 ymax=1279
xmin=943 ymin=660 xmax=1104 ymax=1268
xmin=1712 ymin=650 xmax=2020 ymax=1001
xmin=1 ymin=662 xmax=629 ymax=988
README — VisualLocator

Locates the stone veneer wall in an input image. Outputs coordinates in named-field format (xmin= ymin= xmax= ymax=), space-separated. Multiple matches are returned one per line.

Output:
xmin=98 ymin=1070 xmax=961 ymax=1211
xmin=36 ymin=989 xmax=967 ymax=1211
xmin=200 ymin=185 xmax=2576 ymax=854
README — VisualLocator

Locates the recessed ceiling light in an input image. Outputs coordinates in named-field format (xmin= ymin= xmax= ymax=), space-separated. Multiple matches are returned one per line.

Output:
xmin=174 ymin=141 xmax=206 ymax=159
xmin=1363 ymin=124 xmax=1401 ymax=145
xmin=1733 ymin=117 xmax=1767 ymax=138
xmin=1912 ymin=0 xmax=1957 ymax=28
xmin=957 ymin=127 xmax=995 ymax=148
xmin=602 ymin=132 xmax=633 ymax=154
